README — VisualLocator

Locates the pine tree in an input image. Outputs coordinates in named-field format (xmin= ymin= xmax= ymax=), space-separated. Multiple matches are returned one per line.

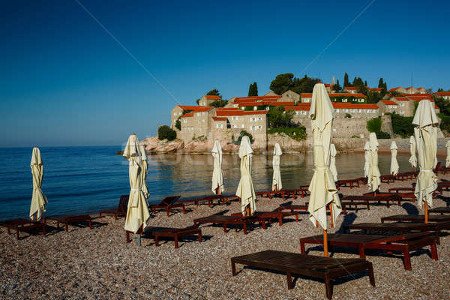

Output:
xmin=248 ymin=82 xmax=258 ymax=96
xmin=378 ymin=78 xmax=384 ymax=88
xmin=333 ymin=79 xmax=342 ymax=92
xmin=344 ymin=73 xmax=350 ymax=87
xmin=364 ymin=80 xmax=368 ymax=87
xmin=206 ymin=89 xmax=220 ymax=96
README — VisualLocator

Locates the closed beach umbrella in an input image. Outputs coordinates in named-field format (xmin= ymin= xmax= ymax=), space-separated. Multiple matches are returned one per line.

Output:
xmin=367 ymin=133 xmax=381 ymax=192
xmin=390 ymin=141 xmax=399 ymax=176
xmin=211 ymin=140 xmax=224 ymax=195
xmin=139 ymin=144 xmax=149 ymax=198
xmin=29 ymin=147 xmax=47 ymax=221
xmin=307 ymin=83 xmax=342 ymax=256
xmin=123 ymin=134 xmax=150 ymax=234
xmin=236 ymin=136 xmax=256 ymax=216
xmin=329 ymin=143 xmax=338 ymax=182
xmin=272 ymin=143 xmax=283 ymax=191
xmin=446 ymin=140 xmax=450 ymax=168
xmin=364 ymin=141 xmax=370 ymax=177
xmin=413 ymin=100 xmax=438 ymax=223
xmin=409 ymin=136 xmax=417 ymax=168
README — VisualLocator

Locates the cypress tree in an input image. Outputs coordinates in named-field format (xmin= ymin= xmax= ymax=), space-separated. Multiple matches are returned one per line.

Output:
xmin=248 ymin=82 xmax=258 ymax=96
xmin=344 ymin=73 xmax=349 ymax=87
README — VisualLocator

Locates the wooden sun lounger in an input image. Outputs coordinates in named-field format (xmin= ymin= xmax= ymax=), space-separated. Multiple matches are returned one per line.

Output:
xmin=336 ymin=179 xmax=360 ymax=189
xmin=300 ymin=232 xmax=438 ymax=270
xmin=381 ymin=214 xmax=450 ymax=223
xmin=346 ymin=222 xmax=449 ymax=234
xmin=395 ymin=172 xmax=417 ymax=181
xmin=429 ymin=207 xmax=450 ymax=215
xmin=99 ymin=195 xmax=129 ymax=219
xmin=149 ymin=196 xmax=185 ymax=216
xmin=279 ymin=203 xmax=346 ymax=214
xmin=193 ymin=214 xmax=257 ymax=234
xmin=231 ymin=250 xmax=375 ymax=300
xmin=231 ymin=210 xmax=300 ymax=229
xmin=343 ymin=194 xmax=405 ymax=208
xmin=0 ymin=218 xmax=47 ymax=240
xmin=126 ymin=225 xmax=202 ymax=248
xmin=380 ymin=174 xmax=395 ymax=183
xmin=48 ymin=214 xmax=93 ymax=232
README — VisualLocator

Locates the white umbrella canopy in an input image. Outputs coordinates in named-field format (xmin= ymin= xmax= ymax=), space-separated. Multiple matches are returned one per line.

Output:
xmin=409 ymin=136 xmax=417 ymax=168
xmin=329 ymin=143 xmax=338 ymax=182
xmin=390 ymin=141 xmax=399 ymax=176
xmin=123 ymin=134 xmax=150 ymax=234
xmin=139 ymin=144 xmax=149 ymax=198
xmin=367 ymin=133 xmax=381 ymax=192
xmin=211 ymin=140 xmax=224 ymax=194
xmin=413 ymin=100 xmax=438 ymax=219
xmin=272 ymin=143 xmax=283 ymax=191
xmin=363 ymin=141 xmax=370 ymax=177
xmin=307 ymin=83 xmax=341 ymax=239
xmin=29 ymin=147 xmax=47 ymax=221
xmin=446 ymin=140 xmax=450 ymax=168
xmin=236 ymin=136 xmax=256 ymax=216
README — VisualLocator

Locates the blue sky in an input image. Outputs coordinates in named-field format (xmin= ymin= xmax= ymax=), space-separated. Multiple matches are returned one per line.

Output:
xmin=0 ymin=0 xmax=449 ymax=147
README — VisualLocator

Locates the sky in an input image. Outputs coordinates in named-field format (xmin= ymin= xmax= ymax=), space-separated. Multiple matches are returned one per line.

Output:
xmin=0 ymin=0 xmax=449 ymax=147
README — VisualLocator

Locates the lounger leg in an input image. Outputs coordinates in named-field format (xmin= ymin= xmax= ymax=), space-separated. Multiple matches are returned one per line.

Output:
xmin=286 ymin=272 xmax=293 ymax=289
xmin=89 ymin=220 xmax=92 ymax=229
xmin=243 ymin=223 xmax=248 ymax=235
xmin=278 ymin=214 xmax=282 ymax=226
xmin=16 ymin=227 xmax=20 ymax=240
xmin=65 ymin=223 xmax=68 ymax=232
xmin=368 ymin=263 xmax=376 ymax=286
xmin=174 ymin=236 xmax=179 ymax=249
xmin=182 ymin=205 xmax=186 ymax=214
xmin=403 ymin=251 xmax=412 ymax=271
xmin=358 ymin=246 xmax=366 ymax=259
xmin=223 ymin=224 xmax=229 ymax=233
xmin=155 ymin=236 xmax=160 ymax=247
xmin=166 ymin=208 xmax=170 ymax=217
xmin=430 ymin=242 xmax=438 ymax=260
xmin=231 ymin=261 xmax=237 ymax=276
xmin=126 ymin=231 xmax=131 ymax=243
xmin=300 ymin=240 xmax=306 ymax=254
xmin=197 ymin=231 xmax=202 ymax=243
xmin=325 ymin=276 xmax=333 ymax=300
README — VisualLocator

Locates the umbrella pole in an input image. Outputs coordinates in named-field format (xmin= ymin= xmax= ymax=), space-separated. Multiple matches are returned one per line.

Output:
xmin=323 ymin=229 xmax=329 ymax=257
xmin=216 ymin=186 xmax=222 ymax=195
xmin=424 ymin=202 xmax=429 ymax=224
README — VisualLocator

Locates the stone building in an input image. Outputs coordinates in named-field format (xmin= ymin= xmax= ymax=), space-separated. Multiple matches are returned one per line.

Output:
xmin=435 ymin=91 xmax=450 ymax=100
xmin=198 ymin=95 xmax=221 ymax=107
xmin=343 ymin=86 xmax=358 ymax=94
xmin=377 ymin=100 xmax=399 ymax=115
xmin=171 ymin=105 xmax=213 ymax=128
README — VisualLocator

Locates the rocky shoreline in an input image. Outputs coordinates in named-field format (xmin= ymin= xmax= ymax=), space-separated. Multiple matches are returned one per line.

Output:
xmin=1 ymin=175 xmax=449 ymax=299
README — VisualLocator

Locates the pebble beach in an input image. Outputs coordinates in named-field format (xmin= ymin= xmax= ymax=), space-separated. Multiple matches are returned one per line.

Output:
xmin=1 ymin=176 xmax=449 ymax=300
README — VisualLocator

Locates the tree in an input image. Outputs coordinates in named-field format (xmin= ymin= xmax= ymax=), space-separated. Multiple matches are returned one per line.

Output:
xmin=158 ymin=125 xmax=177 ymax=141
xmin=290 ymin=75 xmax=320 ymax=94
xmin=344 ymin=72 xmax=350 ymax=87
xmin=364 ymin=80 xmax=368 ymax=87
xmin=210 ymin=100 xmax=228 ymax=107
xmin=206 ymin=89 xmax=220 ymax=96
xmin=269 ymin=73 xmax=294 ymax=95
xmin=333 ymin=79 xmax=342 ymax=92
xmin=267 ymin=106 xmax=296 ymax=128
xmin=248 ymin=82 xmax=258 ymax=96
xmin=378 ymin=78 xmax=384 ymax=88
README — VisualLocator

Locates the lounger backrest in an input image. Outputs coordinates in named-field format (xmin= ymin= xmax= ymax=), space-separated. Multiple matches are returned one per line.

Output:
xmin=160 ymin=196 xmax=181 ymax=205
xmin=118 ymin=195 xmax=129 ymax=213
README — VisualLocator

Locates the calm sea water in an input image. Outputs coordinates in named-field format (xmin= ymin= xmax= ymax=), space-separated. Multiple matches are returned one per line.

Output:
xmin=0 ymin=146 xmax=420 ymax=221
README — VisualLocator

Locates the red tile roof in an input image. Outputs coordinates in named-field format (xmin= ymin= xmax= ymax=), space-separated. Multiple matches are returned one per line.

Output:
xmin=301 ymin=93 xmax=312 ymax=98
xmin=381 ymin=100 xmax=397 ymax=105
xmin=286 ymin=103 xmax=378 ymax=111
xmin=178 ymin=105 xmax=212 ymax=112
xmin=212 ymin=117 xmax=227 ymax=122
xmin=234 ymin=96 xmax=280 ymax=103
xmin=329 ymin=93 xmax=367 ymax=98
xmin=368 ymin=88 xmax=383 ymax=92
xmin=204 ymin=95 xmax=221 ymax=100
xmin=435 ymin=92 xmax=450 ymax=97
xmin=180 ymin=112 xmax=194 ymax=118
xmin=285 ymin=104 xmax=310 ymax=111
xmin=344 ymin=86 xmax=357 ymax=90
xmin=389 ymin=87 xmax=403 ymax=92
xmin=215 ymin=109 xmax=268 ymax=117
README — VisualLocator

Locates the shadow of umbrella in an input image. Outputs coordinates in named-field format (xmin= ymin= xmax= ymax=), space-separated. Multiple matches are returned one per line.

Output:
xmin=402 ymin=203 xmax=419 ymax=215
xmin=336 ymin=212 xmax=357 ymax=233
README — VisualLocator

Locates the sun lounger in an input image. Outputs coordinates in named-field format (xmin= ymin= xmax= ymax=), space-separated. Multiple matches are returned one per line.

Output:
xmin=231 ymin=250 xmax=375 ymax=299
xmin=336 ymin=179 xmax=360 ymax=189
xmin=48 ymin=214 xmax=93 ymax=232
xmin=395 ymin=171 xmax=417 ymax=181
xmin=99 ymin=195 xmax=129 ymax=219
xmin=126 ymin=225 xmax=202 ymax=248
xmin=231 ymin=210 xmax=300 ymax=229
xmin=0 ymin=218 xmax=47 ymax=240
xmin=346 ymin=222 xmax=449 ymax=234
xmin=380 ymin=174 xmax=395 ymax=183
xmin=343 ymin=194 xmax=406 ymax=208
xmin=429 ymin=207 xmax=450 ymax=215
xmin=193 ymin=214 xmax=258 ymax=234
xmin=300 ymin=232 xmax=438 ymax=270
xmin=381 ymin=214 xmax=450 ymax=223
xmin=149 ymin=196 xmax=185 ymax=216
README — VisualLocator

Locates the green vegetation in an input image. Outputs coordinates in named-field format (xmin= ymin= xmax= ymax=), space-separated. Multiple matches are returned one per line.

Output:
xmin=266 ymin=106 xmax=307 ymax=141
xmin=206 ymin=89 xmax=220 ymax=96
xmin=175 ymin=119 xmax=181 ymax=130
xmin=333 ymin=79 xmax=342 ymax=92
xmin=390 ymin=113 xmax=414 ymax=138
xmin=345 ymin=113 xmax=352 ymax=118
xmin=344 ymin=72 xmax=350 ymax=87
xmin=210 ymin=100 xmax=228 ymax=107
xmin=248 ymin=82 xmax=258 ymax=96
xmin=366 ymin=117 xmax=390 ymax=139
xmin=439 ymin=114 xmax=450 ymax=133
xmin=158 ymin=125 xmax=177 ymax=141
xmin=192 ymin=135 xmax=207 ymax=142
xmin=434 ymin=96 xmax=450 ymax=115
xmin=269 ymin=73 xmax=320 ymax=95
xmin=233 ymin=130 xmax=254 ymax=145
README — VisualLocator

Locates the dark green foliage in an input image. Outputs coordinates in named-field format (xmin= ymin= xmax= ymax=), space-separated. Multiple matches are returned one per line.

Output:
xmin=175 ymin=119 xmax=181 ymax=130
xmin=268 ymin=127 xmax=307 ymax=141
xmin=391 ymin=113 xmax=414 ymax=138
xmin=378 ymin=78 xmax=387 ymax=91
xmin=345 ymin=113 xmax=352 ymax=118
xmin=267 ymin=106 xmax=296 ymax=128
xmin=248 ymin=82 xmax=258 ymax=96
xmin=364 ymin=80 xmax=368 ymax=86
xmin=437 ymin=88 xmax=444 ymax=92
xmin=206 ymin=89 xmax=220 ymax=96
xmin=366 ymin=91 xmax=383 ymax=104
xmin=333 ymin=79 xmax=342 ymax=92
xmin=434 ymin=96 xmax=450 ymax=115
xmin=234 ymin=130 xmax=254 ymax=144
xmin=439 ymin=114 xmax=450 ymax=133
xmin=269 ymin=73 xmax=320 ymax=95
xmin=244 ymin=106 xmax=254 ymax=111
xmin=376 ymin=131 xmax=391 ymax=139
xmin=158 ymin=125 xmax=177 ymax=141
xmin=366 ymin=117 xmax=382 ymax=133
xmin=195 ymin=99 xmax=200 ymax=105
xmin=210 ymin=100 xmax=228 ymax=107
xmin=344 ymin=73 xmax=350 ymax=87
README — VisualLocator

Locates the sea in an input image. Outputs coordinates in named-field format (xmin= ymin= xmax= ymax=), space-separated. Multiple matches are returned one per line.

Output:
xmin=0 ymin=146 xmax=420 ymax=221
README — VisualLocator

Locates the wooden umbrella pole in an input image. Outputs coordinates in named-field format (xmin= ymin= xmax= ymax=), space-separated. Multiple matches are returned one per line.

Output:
xmin=216 ymin=186 xmax=221 ymax=195
xmin=329 ymin=204 xmax=334 ymax=228
xmin=323 ymin=229 xmax=329 ymax=257
xmin=424 ymin=202 xmax=429 ymax=224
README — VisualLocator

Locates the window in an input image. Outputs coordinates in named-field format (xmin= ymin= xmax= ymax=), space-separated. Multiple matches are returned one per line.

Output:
xmin=258 ymin=117 xmax=262 ymax=121
xmin=216 ymin=123 xmax=223 ymax=129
